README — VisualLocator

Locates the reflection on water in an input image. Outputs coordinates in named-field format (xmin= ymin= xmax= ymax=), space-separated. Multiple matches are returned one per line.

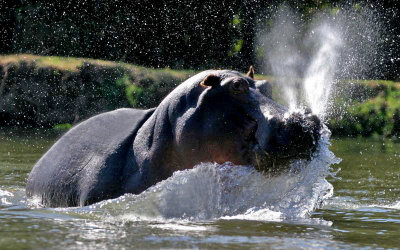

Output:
xmin=328 ymin=137 xmax=400 ymax=206
xmin=1 ymin=129 xmax=400 ymax=248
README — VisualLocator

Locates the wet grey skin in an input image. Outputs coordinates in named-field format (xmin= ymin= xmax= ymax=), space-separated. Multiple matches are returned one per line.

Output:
xmin=26 ymin=68 xmax=321 ymax=207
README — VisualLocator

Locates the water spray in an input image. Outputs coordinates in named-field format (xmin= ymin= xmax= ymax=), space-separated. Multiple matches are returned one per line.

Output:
xmin=303 ymin=22 xmax=343 ymax=120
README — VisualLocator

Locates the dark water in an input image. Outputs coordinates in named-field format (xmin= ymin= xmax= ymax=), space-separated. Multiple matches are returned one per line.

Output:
xmin=1 ymin=129 xmax=400 ymax=249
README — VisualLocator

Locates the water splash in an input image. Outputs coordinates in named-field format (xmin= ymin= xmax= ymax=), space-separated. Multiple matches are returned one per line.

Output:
xmin=261 ymin=6 xmax=304 ymax=110
xmin=0 ymin=188 xmax=27 ymax=208
xmin=259 ymin=6 xmax=381 ymax=120
xmin=303 ymin=22 xmax=342 ymax=120
xmin=260 ymin=14 xmax=343 ymax=117
xmin=70 ymin=127 xmax=340 ymax=223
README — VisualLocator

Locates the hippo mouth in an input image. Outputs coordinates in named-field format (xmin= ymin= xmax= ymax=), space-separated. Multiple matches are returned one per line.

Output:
xmin=245 ymin=112 xmax=322 ymax=173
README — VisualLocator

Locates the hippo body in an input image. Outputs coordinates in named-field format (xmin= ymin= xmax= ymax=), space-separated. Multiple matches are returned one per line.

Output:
xmin=26 ymin=108 xmax=154 ymax=207
xmin=26 ymin=69 xmax=321 ymax=207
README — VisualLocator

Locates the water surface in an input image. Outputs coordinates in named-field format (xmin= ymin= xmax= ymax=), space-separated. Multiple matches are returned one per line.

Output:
xmin=1 ymin=129 xmax=400 ymax=249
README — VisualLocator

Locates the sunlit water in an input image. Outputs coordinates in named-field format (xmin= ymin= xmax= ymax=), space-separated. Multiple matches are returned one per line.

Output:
xmin=1 ymin=129 xmax=400 ymax=248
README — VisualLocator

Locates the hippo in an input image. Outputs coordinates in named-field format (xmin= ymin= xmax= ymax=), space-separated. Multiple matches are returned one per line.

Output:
xmin=26 ymin=67 xmax=321 ymax=207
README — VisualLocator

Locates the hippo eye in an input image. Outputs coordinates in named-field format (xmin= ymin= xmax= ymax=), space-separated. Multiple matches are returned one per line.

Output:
xmin=231 ymin=79 xmax=249 ymax=94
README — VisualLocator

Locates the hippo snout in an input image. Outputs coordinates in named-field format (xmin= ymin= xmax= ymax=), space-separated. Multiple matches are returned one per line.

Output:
xmin=265 ymin=112 xmax=322 ymax=161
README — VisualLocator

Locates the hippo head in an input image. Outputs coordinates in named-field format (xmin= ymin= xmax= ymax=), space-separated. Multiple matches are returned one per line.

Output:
xmin=168 ymin=67 xmax=322 ymax=173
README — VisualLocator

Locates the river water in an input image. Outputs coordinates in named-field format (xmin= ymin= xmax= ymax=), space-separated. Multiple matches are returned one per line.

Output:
xmin=1 ymin=129 xmax=400 ymax=249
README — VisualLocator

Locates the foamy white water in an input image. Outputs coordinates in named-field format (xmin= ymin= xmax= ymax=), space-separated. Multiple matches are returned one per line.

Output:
xmin=0 ymin=188 xmax=27 ymax=208
xmin=387 ymin=201 xmax=400 ymax=210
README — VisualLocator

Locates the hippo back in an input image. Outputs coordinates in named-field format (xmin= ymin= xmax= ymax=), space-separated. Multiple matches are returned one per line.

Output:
xmin=26 ymin=108 xmax=154 ymax=207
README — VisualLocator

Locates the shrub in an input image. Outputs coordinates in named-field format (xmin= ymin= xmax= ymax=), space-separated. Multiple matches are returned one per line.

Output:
xmin=329 ymin=84 xmax=400 ymax=137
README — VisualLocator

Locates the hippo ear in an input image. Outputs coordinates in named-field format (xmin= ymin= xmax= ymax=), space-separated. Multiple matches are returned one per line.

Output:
xmin=200 ymin=74 xmax=220 ymax=88
xmin=247 ymin=65 xmax=254 ymax=79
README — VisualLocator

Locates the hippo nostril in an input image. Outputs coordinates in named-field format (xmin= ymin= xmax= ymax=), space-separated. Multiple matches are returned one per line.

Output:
xmin=304 ymin=107 xmax=313 ymax=115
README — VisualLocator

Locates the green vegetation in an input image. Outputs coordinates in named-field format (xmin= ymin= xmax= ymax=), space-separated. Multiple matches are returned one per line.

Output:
xmin=329 ymin=82 xmax=400 ymax=138
xmin=53 ymin=123 xmax=72 ymax=131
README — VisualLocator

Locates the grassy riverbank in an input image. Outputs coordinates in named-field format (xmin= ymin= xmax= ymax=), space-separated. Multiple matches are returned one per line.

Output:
xmin=0 ymin=54 xmax=194 ymax=127
xmin=1 ymin=54 xmax=399 ymax=138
